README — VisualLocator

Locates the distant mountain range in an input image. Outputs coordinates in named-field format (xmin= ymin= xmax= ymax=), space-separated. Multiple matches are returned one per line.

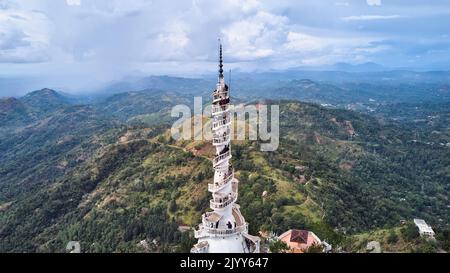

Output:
xmin=289 ymin=62 xmax=388 ymax=72
xmin=96 ymin=76 xmax=214 ymax=98
xmin=3 ymin=75 xmax=449 ymax=129
xmin=0 ymin=88 xmax=193 ymax=128
xmin=2 ymin=66 xmax=450 ymax=98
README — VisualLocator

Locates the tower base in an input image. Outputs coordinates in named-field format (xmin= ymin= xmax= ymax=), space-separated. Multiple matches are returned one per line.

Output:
xmin=191 ymin=233 xmax=260 ymax=253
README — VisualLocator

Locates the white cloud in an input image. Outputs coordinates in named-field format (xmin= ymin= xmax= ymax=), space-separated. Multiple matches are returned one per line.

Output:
xmin=342 ymin=15 xmax=401 ymax=21
xmin=221 ymin=11 xmax=288 ymax=60
xmin=226 ymin=0 xmax=260 ymax=13
xmin=0 ymin=8 xmax=51 ymax=63
xmin=354 ymin=44 xmax=390 ymax=54
xmin=281 ymin=31 xmax=385 ymax=66
xmin=1 ymin=0 xmax=444 ymax=81
xmin=335 ymin=2 xmax=350 ymax=6
xmin=284 ymin=32 xmax=326 ymax=52
xmin=366 ymin=0 xmax=381 ymax=6
xmin=0 ymin=0 xmax=389 ymax=68
xmin=66 ymin=0 xmax=81 ymax=6
xmin=146 ymin=20 xmax=191 ymax=61
xmin=220 ymin=7 xmax=386 ymax=68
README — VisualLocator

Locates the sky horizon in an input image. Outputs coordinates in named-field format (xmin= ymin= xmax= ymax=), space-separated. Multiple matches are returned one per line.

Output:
xmin=1 ymin=0 xmax=450 ymax=93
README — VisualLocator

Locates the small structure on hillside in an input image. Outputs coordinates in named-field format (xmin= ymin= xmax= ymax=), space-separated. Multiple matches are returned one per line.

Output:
xmin=178 ymin=226 xmax=191 ymax=233
xmin=278 ymin=229 xmax=322 ymax=253
xmin=139 ymin=239 xmax=150 ymax=251
xmin=414 ymin=218 xmax=435 ymax=238
xmin=366 ymin=241 xmax=381 ymax=253
xmin=322 ymin=241 xmax=332 ymax=253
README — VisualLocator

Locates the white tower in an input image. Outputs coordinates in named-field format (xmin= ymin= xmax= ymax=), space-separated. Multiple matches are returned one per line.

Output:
xmin=191 ymin=42 xmax=260 ymax=253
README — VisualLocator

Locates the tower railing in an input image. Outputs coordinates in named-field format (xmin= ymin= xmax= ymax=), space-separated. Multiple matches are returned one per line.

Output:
xmin=213 ymin=150 xmax=231 ymax=167
xmin=210 ymin=192 xmax=237 ymax=210
xmin=212 ymin=114 xmax=231 ymax=129
xmin=212 ymin=104 xmax=230 ymax=115
xmin=210 ymin=181 xmax=238 ymax=206
xmin=231 ymin=179 xmax=238 ymax=195
xmin=208 ymin=169 xmax=234 ymax=192
xmin=212 ymin=128 xmax=231 ymax=145
xmin=195 ymin=223 xmax=249 ymax=238
xmin=211 ymin=179 xmax=238 ymax=200
xmin=213 ymin=91 xmax=229 ymax=103
xmin=213 ymin=97 xmax=230 ymax=106
xmin=191 ymin=241 xmax=209 ymax=253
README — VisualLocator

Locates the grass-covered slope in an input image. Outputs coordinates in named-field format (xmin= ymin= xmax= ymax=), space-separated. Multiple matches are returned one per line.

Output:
xmin=0 ymin=91 xmax=448 ymax=252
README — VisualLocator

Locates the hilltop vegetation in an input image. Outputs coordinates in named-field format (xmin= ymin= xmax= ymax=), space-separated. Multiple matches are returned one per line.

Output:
xmin=0 ymin=87 xmax=449 ymax=253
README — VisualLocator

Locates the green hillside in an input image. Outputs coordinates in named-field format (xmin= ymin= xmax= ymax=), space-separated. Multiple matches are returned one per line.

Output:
xmin=0 ymin=89 xmax=449 ymax=253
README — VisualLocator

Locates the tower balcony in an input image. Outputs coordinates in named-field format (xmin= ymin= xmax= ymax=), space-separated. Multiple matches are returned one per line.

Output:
xmin=213 ymin=150 xmax=231 ymax=168
xmin=208 ymin=168 xmax=234 ymax=192
xmin=210 ymin=179 xmax=238 ymax=204
xmin=210 ymin=192 xmax=237 ymax=210
xmin=213 ymin=91 xmax=229 ymax=103
xmin=194 ymin=222 xmax=248 ymax=239
xmin=232 ymin=205 xmax=245 ymax=228
xmin=212 ymin=104 xmax=230 ymax=115
xmin=212 ymin=83 xmax=228 ymax=96
xmin=201 ymin=211 xmax=223 ymax=227
xmin=213 ymin=97 xmax=230 ymax=106
xmin=243 ymin=233 xmax=261 ymax=253
xmin=191 ymin=241 xmax=209 ymax=253
xmin=212 ymin=129 xmax=231 ymax=146
xmin=212 ymin=114 xmax=231 ymax=130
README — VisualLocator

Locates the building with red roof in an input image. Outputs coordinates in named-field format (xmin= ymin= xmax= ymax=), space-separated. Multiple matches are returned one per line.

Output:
xmin=278 ymin=229 xmax=322 ymax=253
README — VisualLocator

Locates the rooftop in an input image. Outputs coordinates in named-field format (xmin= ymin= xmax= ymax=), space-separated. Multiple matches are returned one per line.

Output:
xmin=413 ymin=218 xmax=435 ymax=234
xmin=278 ymin=229 xmax=322 ymax=253
xmin=289 ymin=230 xmax=309 ymax=244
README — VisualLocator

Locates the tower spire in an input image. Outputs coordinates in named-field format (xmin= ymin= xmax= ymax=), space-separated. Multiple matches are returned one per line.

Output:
xmin=219 ymin=40 xmax=224 ymax=79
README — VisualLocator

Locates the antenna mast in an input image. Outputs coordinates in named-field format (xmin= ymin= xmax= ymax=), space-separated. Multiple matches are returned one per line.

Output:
xmin=229 ymin=69 xmax=232 ymax=92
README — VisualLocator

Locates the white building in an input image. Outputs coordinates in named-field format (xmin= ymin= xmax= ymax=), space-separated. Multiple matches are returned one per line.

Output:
xmin=191 ymin=43 xmax=260 ymax=253
xmin=413 ymin=218 xmax=435 ymax=238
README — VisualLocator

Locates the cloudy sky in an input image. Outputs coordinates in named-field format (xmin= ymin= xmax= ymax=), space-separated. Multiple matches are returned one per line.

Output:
xmin=1 ymin=0 xmax=450 ymax=90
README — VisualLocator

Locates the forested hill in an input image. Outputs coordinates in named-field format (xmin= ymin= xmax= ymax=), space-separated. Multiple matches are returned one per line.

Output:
xmin=0 ymin=89 xmax=449 ymax=252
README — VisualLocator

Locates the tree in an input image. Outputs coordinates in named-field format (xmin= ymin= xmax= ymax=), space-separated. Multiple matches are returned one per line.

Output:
xmin=305 ymin=243 xmax=324 ymax=253
xmin=177 ymin=231 xmax=197 ymax=253
xmin=436 ymin=229 xmax=450 ymax=252
xmin=169 ymin=200 xmax=177 ymax=213
xmin=269 ymin=240 xmax=290 ymax=253
xmin=401 ymin=222 xmax=419 ymax=241
xmin=196 ymin=172 xmax=205 ymax=182
xmin=414 ymin=239 xmax=437 ymax=253
xmin=387 ymin=230 xmax=398 ymax=244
